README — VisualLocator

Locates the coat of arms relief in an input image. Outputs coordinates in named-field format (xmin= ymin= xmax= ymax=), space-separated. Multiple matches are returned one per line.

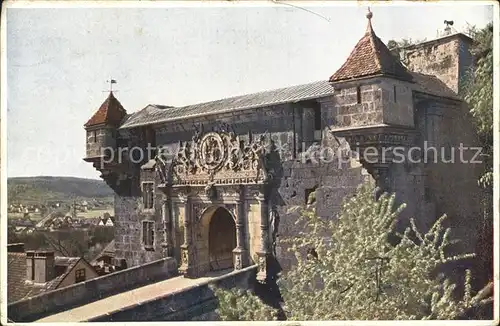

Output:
xmin=159 ymin=124 xmax=271 ymax=186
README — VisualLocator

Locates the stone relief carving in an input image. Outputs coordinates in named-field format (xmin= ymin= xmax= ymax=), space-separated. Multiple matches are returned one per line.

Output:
xmin=204 ymin=182 xmax=218 ymax=200
xmin=258 ymin=255 xmax=266 ymax=273
xmin=192 ymin=202 xmax=210 ymax=222
xmin=169 ymin=124 xmax=270 ymax=186
xmin=155 ymin=154 xmax=168 ymax=184
xmin=182 ymin=249 xmax=189 ymax=265
xmin=234 ymin=254 xmax=242 ymax=270
xmin=225 ymin=204 xmax=237 ymax=220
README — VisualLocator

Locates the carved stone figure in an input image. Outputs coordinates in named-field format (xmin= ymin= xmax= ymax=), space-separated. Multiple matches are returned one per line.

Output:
xmin=182 ymin=249 xmax=189 ymax=265
xmin=171 ymin=128 xmax=270 ymax=186
xmin=258 ymin=255 xmax=266 ymax=273
xmin=155 ymin=154 xmax=168 ymax=184
xmin=234 ymin=254 xmax=242 ymax=270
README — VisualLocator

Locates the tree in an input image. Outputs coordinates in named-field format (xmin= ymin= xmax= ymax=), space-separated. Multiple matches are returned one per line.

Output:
xmin=387 ymin=38 xmax=427 ymax=65
xmin=462 ymin=23 xmax=493 ymax=188
xmin=212 ymin=185 xmax=493 ymax=320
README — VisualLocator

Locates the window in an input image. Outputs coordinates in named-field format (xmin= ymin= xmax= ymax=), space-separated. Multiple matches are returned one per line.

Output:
xmin=87 ymin=131 xmax=97 ymax=143
xmin=75 ymin=268 xmax=86 ymax=283
xmin=142 ymin=182 xmax=155 ymax=210
xmin=393 ymin=85 xmax=397 ymax=102
xmin=305 ymin=187 xmax=317 ymax=204
xmin=356 ymin=86 xmax=362 ymax=104
xmin=142 ymin=221 xmax=155 ymax=249
xmin=313 ymin=105 xmax=322 ymax=131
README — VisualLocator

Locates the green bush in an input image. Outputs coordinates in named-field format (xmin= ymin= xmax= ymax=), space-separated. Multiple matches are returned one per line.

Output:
xmin=212 ymin=185 xmax=492 ymax=320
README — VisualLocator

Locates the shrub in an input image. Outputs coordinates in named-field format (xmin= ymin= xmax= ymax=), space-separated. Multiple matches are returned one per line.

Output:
xmin=213 ymin=185 xmax=493 ymax=320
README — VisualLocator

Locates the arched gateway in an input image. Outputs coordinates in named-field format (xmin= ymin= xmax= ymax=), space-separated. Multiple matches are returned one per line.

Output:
xmin=156 ymin=127 xmax=274 ymax=280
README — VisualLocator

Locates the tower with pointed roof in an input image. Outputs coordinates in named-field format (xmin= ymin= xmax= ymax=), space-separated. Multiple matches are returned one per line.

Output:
xmin=84 ymin=91 xmax=127 ymax=160
xmin=328 ymin=9 xmax=419 ymax=191
xmin=84 ymin=91 xmax=130 ymax=192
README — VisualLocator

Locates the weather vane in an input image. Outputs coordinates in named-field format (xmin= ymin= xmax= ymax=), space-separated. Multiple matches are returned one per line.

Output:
xmin=106 ymin=78 xmax=118 ymax=92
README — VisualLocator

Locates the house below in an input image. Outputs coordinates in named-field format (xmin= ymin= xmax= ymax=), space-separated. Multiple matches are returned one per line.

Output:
xmin=7 ymin=243 xmax=99 ymax=304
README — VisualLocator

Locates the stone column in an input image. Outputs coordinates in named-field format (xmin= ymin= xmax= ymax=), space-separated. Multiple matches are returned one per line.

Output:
xmin=179 ymin=191 xmax=195 ymax=278
xmin=233 ymin=186 xmax=248 ymax=270
xmin=256 ymin=190 xmax=270 ymax=283
xmin=161 ymin=199 xmax=172 ymax=257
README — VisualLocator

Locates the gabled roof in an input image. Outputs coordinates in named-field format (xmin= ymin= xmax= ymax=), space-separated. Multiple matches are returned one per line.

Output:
xmin=92 ymin=240 xmax=115 ymax=263
xmin=329 ymin=10 xmax=413 ymax=83
xmin=119 ymin=80 xmax=336 ymax=129
xmin=84 ymin=92 xmax=127 ymax=128
xmin=7 ymin=253 xmax=90 ymax=303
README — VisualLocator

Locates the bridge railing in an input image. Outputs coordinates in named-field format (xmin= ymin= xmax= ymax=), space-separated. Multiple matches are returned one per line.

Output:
xmin=88 ymin=264 xmax=259 ymax=321
xmin=8 ymin=257 xmax=178 ymax=322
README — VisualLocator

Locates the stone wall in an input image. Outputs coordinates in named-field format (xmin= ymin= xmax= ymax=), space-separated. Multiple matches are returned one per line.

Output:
xmin=8 ymin=257 xmax=178 ymax=322
xmin=403 ymin=34 xmax=473 ymax=95
xmin=85 ymin=127 xmax=116 ymax=158
xmin=87 ymin=265 xmax=258 ymax=321
xmin=114 ymin=194 xmax=166 ymax=267
xmin=414 ymin=97 xmax=484 ymax=254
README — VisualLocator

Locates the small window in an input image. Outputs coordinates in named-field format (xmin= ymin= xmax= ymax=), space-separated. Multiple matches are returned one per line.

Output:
xmin=313 ymin=106 xmax=322 ymax=131
xmin=75 ymin=268 xmax=86 ymax=283
xmin=142 ymin=182 xmax=155 ymax=210
xmin=305 ymin=188 xmax=317 ymax=204
xmin=356 ymin=86 xmax=361 ymax=104
xmin=142 ymin=221 xmax=155 ymax=249
xmin=87 ymin=131 xmax=97 ymax=143
xmin=393 ymin=85 xmax=397 ymax=102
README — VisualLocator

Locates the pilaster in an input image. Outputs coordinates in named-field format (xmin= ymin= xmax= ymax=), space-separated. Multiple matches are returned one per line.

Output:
xmin=233 ymin=185 xmax=248 ymax=270
xmin=256 ymin=189 xmax=270 ymax=283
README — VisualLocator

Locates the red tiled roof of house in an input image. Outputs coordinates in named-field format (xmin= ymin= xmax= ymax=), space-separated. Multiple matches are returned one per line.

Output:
xmin=329 ymin=10 xmax=413 ymax=83
xmin=84 ymin=92 xmax=127 ymax=128
xmin=7 ymin=251 xmax=89 ymax=304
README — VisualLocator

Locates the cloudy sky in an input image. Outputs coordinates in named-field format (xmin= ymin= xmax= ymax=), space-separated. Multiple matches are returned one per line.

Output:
xmin=5 ymin=1 xmax=494 ymax=179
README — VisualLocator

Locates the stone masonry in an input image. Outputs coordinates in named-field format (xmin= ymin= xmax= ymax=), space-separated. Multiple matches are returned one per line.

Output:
xmin=83 ymin=12 xmax=487 ymax=285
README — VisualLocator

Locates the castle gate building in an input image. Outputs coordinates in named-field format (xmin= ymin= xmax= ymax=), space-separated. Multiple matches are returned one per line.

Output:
xmin=84 ymin=13 xmax=486 ymax=281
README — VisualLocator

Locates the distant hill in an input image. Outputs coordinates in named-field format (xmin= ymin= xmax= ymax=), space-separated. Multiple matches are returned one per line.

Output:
xmin=8 ymin=176 xmax=114 ymax=204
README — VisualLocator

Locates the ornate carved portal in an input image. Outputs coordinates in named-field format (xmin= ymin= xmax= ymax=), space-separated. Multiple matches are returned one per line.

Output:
xmin=156 ymin=125 xmax=273 ymax=281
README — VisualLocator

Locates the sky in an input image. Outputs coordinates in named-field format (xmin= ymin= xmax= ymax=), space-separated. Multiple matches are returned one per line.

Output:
xmin=5 ymin=1 xmax=495 ymax=180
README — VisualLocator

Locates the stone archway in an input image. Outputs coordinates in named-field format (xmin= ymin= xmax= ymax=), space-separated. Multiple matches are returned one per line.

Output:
xmin=208 ymin=207 xmax=236 ymax=271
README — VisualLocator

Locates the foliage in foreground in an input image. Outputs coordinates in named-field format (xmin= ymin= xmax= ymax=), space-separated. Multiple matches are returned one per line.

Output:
xmin=462 ymin=23 xmax=494 ymax=188
xmin=210 ymin=286 xmax=278 ymax=321
xmin=212 ymin=185 xmax=493 ymax=320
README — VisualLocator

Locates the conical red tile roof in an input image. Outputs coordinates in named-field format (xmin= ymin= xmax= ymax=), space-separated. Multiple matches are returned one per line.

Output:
xmin=84 ymin=92 xmax=127 ymax=128
xmin=329 ymin=10 xmax=412 ymax=83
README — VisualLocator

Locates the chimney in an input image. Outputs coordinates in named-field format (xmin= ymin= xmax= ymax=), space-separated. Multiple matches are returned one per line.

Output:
xmin=26 ymin=251 xmax=55 ymax=283
xmin=402 ymin=32 xmax=474 ymax=95
xmin=7 ymin=243 xmax=25 ymax=253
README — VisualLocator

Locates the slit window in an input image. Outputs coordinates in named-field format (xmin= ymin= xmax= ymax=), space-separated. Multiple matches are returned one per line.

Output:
xmin=393 ymin=85 xmax=397 ymax=102
xmin=142 ymin=221 xmax=155 ymax=249
xmin=356 ymin=86 xmax=361 ymax=104
xmin=142 ymin=182 xmax=155 ymax=210
xmin=313 ymin=105 xmax=322 ymax=131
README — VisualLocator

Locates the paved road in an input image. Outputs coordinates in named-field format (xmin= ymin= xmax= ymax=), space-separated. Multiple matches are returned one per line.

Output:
xmin=35 ymin=270 xmax=230 ymax=322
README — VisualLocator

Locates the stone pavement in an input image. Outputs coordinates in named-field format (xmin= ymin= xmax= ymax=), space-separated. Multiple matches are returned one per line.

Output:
xmin=35 ymin=270 xmax=231 ymax=322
